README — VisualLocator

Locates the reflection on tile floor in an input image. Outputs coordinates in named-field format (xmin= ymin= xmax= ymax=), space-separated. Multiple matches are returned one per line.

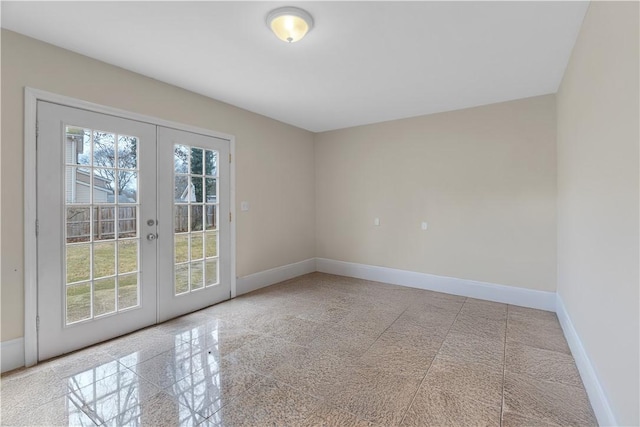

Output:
xmin=1 ymin=273 xmax=597 ymax=426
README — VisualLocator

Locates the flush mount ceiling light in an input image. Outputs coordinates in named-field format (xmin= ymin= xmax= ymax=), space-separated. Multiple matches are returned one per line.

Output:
xmin=266 ymin=6 xmax=314 ymax=43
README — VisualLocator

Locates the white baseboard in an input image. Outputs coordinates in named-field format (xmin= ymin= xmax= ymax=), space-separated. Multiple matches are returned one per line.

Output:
xmin=556 ymin=295 xmax=616 ymax=426
xmin=316 ymin=258 xmax=556 ymax=311
xmin=1 ymin=337 xmax=25 ymax=373
xmin=236 ymin=258 xmax=317 ymax=295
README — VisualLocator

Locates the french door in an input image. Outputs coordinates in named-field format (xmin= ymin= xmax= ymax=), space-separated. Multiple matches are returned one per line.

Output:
xmin=36 ymin=101 xmax=230 ymax=361
xmin=157 ymin=126 xmax=230 ymax=322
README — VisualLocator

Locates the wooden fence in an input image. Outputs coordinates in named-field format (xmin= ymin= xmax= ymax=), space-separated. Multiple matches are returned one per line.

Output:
xmin=174 ymin=205 xmax=217 ymax=232
xmin=66 ymin=206 xmax=137 ymax=242
xmin=67 ymin=205 xmax=218 ymax=242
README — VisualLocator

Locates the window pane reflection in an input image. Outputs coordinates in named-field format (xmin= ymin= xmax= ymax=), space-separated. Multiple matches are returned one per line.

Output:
xmin=58 ymin=325 xmax=232 ymax=425
xmin=66 ymin=356 xmax=140 ymax=425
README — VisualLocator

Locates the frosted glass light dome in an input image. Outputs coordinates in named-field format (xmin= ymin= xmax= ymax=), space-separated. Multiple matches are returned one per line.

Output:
xmin=267 ymin=7 xmax=314 ymax=43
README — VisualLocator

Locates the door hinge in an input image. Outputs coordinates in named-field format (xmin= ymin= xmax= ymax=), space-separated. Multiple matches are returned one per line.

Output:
xmin=36 ymin=315 xmax=40 ymax=331
xmin=36 ymin=120 xmax=39 ymax=139
xmin=35 ymin=219 xmax=39 ymax=237
xmin=229 ymin=153 xmax=232 ymax=163
xmin=229 ymin=212 xmax=232 ymax=222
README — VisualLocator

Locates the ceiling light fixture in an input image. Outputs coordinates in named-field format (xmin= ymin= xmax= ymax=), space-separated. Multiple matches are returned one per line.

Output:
xmin=266 ymin=6 xmax=314 ymax=43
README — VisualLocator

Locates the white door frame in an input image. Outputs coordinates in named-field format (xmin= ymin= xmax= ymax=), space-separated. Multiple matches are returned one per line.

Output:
xmin=23 ymin=87 xmax=237 ymax=367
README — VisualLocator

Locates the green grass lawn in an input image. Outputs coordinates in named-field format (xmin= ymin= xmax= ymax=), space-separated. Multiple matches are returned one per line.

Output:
xmin=65 ymin=232 xmax=217 ymax=323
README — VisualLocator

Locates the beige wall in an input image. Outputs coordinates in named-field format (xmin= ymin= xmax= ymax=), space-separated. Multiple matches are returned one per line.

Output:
xmin=1 ymin=30 xmax=316 ymax=342
xmin=315 ymin=95 xmax=557 ymax=291
xmin=557 ymin=2 xmax=639 ymax=426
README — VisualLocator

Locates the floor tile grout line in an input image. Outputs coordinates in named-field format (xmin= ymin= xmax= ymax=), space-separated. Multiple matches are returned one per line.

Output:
xmin=505 ymin=366 xmax=592 ymax=391
xmin=358 ymin=305 xmax=412 ymax=356
xmin=67 ymin=385 xmax=107 ymax=426
xmin=398 ymin=296 xmax=468 ymax=425
xmin=499 ymin=304 xmax=509 ymax=427
xmin=247 ymin=306 xmax=407 ymax=424
xmin=203 ymin=375 xmax=323 ymax=425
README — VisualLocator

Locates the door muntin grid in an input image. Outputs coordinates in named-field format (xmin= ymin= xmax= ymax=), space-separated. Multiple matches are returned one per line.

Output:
xmin=173 ymin=144 xmax=219 ymax=295
xmin=64 ymin=125 xmax=141 ymax=325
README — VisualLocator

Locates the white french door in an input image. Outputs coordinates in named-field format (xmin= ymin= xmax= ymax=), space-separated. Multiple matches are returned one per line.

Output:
xmin=36 ymin=101 xmax=231 ymax=361
xmin=157 ymin=127 xmax=230 ymax=322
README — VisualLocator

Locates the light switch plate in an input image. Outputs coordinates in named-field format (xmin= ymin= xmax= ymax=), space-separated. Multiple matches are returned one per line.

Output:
xmin=241 ymin=201 xmax=250 ymax=211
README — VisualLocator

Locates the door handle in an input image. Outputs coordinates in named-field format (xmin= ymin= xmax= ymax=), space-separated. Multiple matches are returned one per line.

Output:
xmin=147 ymin=233 xmax=158 ymax=241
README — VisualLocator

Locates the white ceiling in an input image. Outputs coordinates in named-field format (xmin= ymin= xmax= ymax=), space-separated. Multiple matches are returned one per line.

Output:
xmin=1 ymin=1 xmax=588 ymax=132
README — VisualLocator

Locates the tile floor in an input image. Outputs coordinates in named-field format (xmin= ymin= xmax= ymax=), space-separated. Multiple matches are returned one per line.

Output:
xmin=1 ymin=273 xmax=597 ymax=426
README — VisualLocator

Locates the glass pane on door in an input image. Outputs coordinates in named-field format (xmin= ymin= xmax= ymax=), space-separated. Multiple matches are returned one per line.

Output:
xmin=173 ymin=145 xmax=219 ymax=295
xmin=64 ymin=125 xmax=141 ymax=324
